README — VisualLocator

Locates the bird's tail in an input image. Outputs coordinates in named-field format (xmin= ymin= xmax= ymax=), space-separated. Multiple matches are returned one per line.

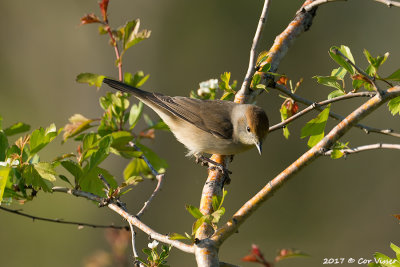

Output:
xmin=103 ymin=78 xmax=150 ymax=98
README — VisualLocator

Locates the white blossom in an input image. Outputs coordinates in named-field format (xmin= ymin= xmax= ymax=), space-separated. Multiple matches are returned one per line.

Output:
xmin=148 ymin=240 xmax=159 ymax=249
xmin=0 ymin=158 xmax=19 ymax=167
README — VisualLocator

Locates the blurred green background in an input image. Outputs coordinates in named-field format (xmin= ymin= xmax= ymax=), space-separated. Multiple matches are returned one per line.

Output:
xmin=1 ymin=0 xmax=399 ymax=266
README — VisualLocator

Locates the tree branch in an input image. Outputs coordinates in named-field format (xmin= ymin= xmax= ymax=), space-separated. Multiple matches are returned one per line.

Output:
xmin=128 ymin=141 xmax=165 ymax=218
xmin=237 ymin=0 xmax=271 ymax=102
xmin=374 ymin=0 xmax=400 ymax=7
xmin=269 ymin=91 xmax=375 ymax=132
xmin=323 ymin=143 xmax=400 ymax=156
xmin=52 ymin=186 xmax=195 ymax=254
xmin=0 ymin=206 xmax=129 ymax=230
xmin=273 ymin=83 xmax=400 ymax=138
xmin=212 ymin=86 xmax=400 ymax=246
xmin=301 ymin=0 xmax=347 ymax=12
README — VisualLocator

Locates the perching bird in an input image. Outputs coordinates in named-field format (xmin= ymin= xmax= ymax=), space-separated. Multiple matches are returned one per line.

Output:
xmin=103 ymin=78 xmax=269 ymax=159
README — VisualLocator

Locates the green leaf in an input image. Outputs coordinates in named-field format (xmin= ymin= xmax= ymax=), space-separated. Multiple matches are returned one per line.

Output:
xmin=0 ymin=131 xmax=8 ymax=161
xmin=63 ymin=114 xmax=95 ymax=142
xmin=327 ymin=89 xmax=346 ymax=99
xmin=252 ymin=74 xmax=261 ymax=87
xmin=352 ymin=79 xmax=364 ymax=91
xmin=212 ymin=189 xmax=227 ymax=211
xmin=219 ymin=72 xmax=231 ymax=91
xmin=123 ymin=157 xmax=148 ymax=180
xmin=23 ymin=164 xmax=54 ymax=192
xmin=58 ymin=175 xmax=73 ymax=186
xmin=390 ymin=243 xmax=400 ymax=261
xmin=124 ymin=71 xmax=150 ymax=88
xmin=123 ymin=143 xmax=167 ymax=179
xmin=192 ymin=217 xmax=206 ymax=235
xmin=185 ymin=205 xmax=203 ymax=219
xmin=110 ymin=131 xmax=133 ymax=148
xmin=260 ymin=63 xmax=271 ymax=73
xmin=330 ymin=149 xmax=344 ymax=159
xmin=300 ymin=105 xmax=331 ymax=147
xmin=123 ymin=19 xmax=151 ymax=51
xmin=0 ymin=166 xmax=11 ymax=203
xmin=331 ymin=67 xmax=347 ymax=79
xmin=373 ymin=252 xmax=400 ymax=267
xmin=364 ymin=49 xmax=389 ymax=74
xmin=148 ymin=120 xmax=169 ymax=131
xmin=4 ymin=122 xmax=30 ymax=136
xmin=168 ymin=233 xmax=191 ymax=240
xmin=211 ymin=207 xmax=225 ymax=224
xmin=385 ymin=69 xmax=400 ymax=82
xmin=388 ymin=96 xmax=400 ymax=116
xmin=61 ymin=160 xmax=83 ymax=178
xmin=122 ymin=176 xmax=143 ymax=186
xmin=88 ymin=135 xmax=113 ymax=171
xmin=76 ymin=73 xmax=105 ymax=88
xmin=129 ymin=101 xmax=144 ymax=129
xmin=256 ymin=51 xmax=269 ymax=66
xmin=313 ymin=76 xmax=343 ymax=91
xmin=329 ymin=45 xmax=355 ymax=75
xmin=30 ymin=124 xmax=60 ymax=155
xmin=136 ymin=143 xmax=168 ymax=173
xmin=34 ymin=162 xmax=57 ymax=182
xmin=80 ymin=167 xmax=117 ymax=197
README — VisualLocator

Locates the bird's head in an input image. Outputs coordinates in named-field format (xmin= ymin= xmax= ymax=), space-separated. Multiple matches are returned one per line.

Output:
xmin=234 ymin=105 xmax=269 ymax=155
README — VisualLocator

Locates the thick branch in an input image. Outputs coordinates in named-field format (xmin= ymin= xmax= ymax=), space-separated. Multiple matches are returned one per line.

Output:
xmin=212 ymin=86 xmax=400 ymax=246
xmin=323 ymin=143 xmax=400 ymax=156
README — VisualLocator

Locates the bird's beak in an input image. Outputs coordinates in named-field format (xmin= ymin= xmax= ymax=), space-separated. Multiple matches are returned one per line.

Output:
xmin=255 ymin=141 xmax=262 ymax=155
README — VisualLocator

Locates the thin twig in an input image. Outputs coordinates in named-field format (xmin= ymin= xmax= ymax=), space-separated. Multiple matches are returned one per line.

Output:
xmin=323 ymin=143 xmax=400 ymax=156
xmin=136 ymin=173 xmax=164 ymax=218
xmin=52 ymin=186 xmax=195 ymax=253
xmin=129 ymin=141 xmax=159 ymax=176
xmin=108 ymin=203 xmax=195 ymax=254
xmin=301 ymin=0 xmax=347 ymax=12
xmin=104 ymin=25 xmax=123 ymax=81
xmin=273 ymin=83 xmax=400 ymax=138
xmin=238 ymin=0 xmax=271 ymax=100
xmin=128 ymin=141 xmax=165 ymax=218
xmin=374 ymin=0 xmax=400 ymax=7
xmin=0 ymin=206 xmax=129 ymax=230
xmin=269 ymin=91 xmax=375 ymax=132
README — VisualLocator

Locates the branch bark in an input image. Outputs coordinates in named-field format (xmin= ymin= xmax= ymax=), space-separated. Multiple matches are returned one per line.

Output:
xmin=323 ymin=143 xmax=400 ymax=156
xmin=52 ymin=186 xmax=195 ymax=254
xmin=273 ymin=83 xmax=400 ymax=138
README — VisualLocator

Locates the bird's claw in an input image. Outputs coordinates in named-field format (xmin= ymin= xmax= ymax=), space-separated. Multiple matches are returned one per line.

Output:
xmin=194 ymin=154 xmax=232 ymax=185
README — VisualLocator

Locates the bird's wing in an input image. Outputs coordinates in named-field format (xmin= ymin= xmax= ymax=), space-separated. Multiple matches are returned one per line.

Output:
xmin=148 ymin=94 xmax=234 ymax=140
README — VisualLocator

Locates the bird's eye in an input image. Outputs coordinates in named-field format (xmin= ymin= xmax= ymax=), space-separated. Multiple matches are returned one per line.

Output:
xmin=246 ymin=126 xmax=251 ymax=132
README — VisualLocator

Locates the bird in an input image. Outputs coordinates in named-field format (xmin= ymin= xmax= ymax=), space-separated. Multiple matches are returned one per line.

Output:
xmin=102 ymin=78 xmax=269 ymax=163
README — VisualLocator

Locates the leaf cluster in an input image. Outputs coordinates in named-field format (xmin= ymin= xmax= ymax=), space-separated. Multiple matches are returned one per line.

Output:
xmin=169 ymin=189 xmax=227 ymax=241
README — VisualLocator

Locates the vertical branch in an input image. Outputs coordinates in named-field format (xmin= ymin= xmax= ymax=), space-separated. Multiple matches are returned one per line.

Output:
xmin=104 ymin=25 xmax=123 ymax=81
xmin=195 ymin=1 xmax=271 ymax=266
xmin=238 ymin=0 xmax=271 ymax=102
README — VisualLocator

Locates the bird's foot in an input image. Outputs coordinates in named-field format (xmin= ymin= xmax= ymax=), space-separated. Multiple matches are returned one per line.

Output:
xmin=194 ymin=154 xmax=232 ymax=185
